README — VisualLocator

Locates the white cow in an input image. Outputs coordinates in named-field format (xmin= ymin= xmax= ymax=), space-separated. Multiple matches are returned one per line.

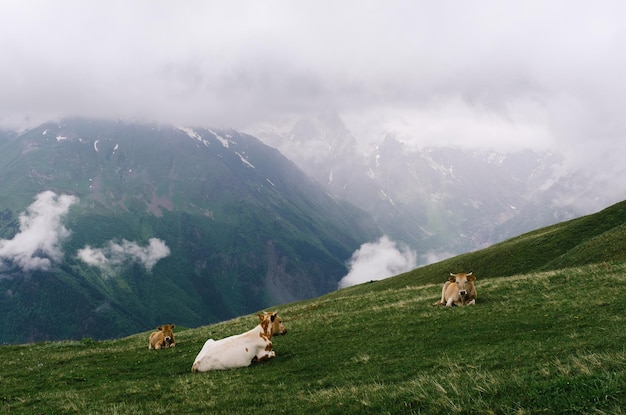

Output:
xmin=191 ymin=312 xmax=287 ymax=372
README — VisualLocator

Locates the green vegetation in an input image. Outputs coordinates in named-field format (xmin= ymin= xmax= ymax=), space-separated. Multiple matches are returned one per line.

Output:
xmin=3 ymin=200 xmax=626 ymax=413
xmin=0 ymin=119 xmax=379 ymax=343
xmin=2 ymin=264 xmax=624 ymax=414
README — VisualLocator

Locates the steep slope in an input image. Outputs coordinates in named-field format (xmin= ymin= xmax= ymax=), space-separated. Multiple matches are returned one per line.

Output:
xmin=0 ymin=118 xmax=380 ymax=343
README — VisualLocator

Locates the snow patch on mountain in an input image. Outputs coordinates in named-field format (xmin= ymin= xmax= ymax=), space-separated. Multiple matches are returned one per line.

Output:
xmin=179 ymin=126 xmax=210 ymax=147
xmin=486 ymin=152 xmax=506 ymax=165
xmin=236 ymin=152 xmax=255 ymax=168
xmin=178 ymin=126 xmax=199 ymax=139
xmin=424 ymin=154 xmax=455 ymax=178
xmin=210 ymin=129 xmax=229 ymax=148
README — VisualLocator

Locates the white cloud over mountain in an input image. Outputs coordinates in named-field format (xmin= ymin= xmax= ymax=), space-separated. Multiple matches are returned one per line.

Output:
xmin=77 ymin=238 xmax=170 ymax=272
xmin=338 ymin=236 xmax=417 ymax=288
xmin=0 ymin=191 xmax=78 ymax=272
xmin=0 ymin=191 xmax=170 ymax=274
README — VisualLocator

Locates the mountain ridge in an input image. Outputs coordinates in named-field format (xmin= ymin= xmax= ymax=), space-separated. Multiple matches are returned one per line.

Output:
xmin=0 ymin=118 xmax=380 ymax=343
xmin=251 ymin=114 xmax=621 ymax=263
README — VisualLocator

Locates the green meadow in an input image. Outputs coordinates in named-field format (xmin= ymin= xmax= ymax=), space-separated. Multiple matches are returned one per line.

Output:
xmin=3 ymin=201 xmax=626 ymax=414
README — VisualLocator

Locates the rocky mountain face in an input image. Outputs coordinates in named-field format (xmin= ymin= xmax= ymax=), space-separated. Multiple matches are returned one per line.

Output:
xmin=0 ymin=118 xmax=379 ymax=343
xmin=252 ymin=114 xmax=609 ymax=263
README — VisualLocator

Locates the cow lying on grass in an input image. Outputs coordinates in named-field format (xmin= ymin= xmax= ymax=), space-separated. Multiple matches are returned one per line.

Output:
xmin=434 ymin=272 xmax=477 ymax=307
xmin=191 ymin=312 xmax=287 ymax=372
xmin=148 ymin=324 xmax=176 ymax=349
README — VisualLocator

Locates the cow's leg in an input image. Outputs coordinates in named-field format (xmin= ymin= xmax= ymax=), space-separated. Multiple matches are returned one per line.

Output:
xmin=434 ymin=283 xmax=449 ymax=305
xmin=255 ymin=341 xmax=275 ymax=362
xmin=256 ymin=350 xmax=276 ymax=362
xmin=445 ymin=297 xmax=455 ymax=307
xmin=466 ymin=299 xmax=475 ymax=305
xmin=440 ymin=283 xmax=448 ymax=304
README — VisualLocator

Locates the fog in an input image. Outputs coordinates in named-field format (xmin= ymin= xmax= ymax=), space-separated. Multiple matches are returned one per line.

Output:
xmin=3 ymin=2 xmax=625 ymax=170
xmin=2 ymin=2 xmax=625 ymax=155
xmin=2 ymin=1 xmax=626 ymax=285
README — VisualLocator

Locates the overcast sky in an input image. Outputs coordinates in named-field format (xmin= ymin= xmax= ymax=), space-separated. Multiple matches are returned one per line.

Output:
xmin=2 ymin=1 xmax=626 ymax=158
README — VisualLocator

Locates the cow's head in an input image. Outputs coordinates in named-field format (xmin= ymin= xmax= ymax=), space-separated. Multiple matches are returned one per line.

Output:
xmin=259 ymin=312 xmax=287 ymax=338
xmin=449 ymin=272 xmax=476 ymax=301
xmin=157 ymin=324 xmax=176 ymax=346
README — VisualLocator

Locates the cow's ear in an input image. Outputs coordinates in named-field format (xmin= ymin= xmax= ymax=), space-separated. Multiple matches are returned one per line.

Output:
xmin=156 ymin=326 xmax=163 ymax=331
xmin=270 ymin=313 xmax=276 ymax=322
xmin=258 ymin=314 xmax=264 ymax=321
xmin=448 ymin=276 xmax=456 ymax=282
xmin=171 ymin=324 xmax=176 ymax=329
xmin=467 ymin=275 xmax=476 ymax=282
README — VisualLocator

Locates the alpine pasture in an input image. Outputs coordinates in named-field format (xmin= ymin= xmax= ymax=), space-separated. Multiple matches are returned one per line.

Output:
xmin=3 ymin=201 xmax=626 ymax=414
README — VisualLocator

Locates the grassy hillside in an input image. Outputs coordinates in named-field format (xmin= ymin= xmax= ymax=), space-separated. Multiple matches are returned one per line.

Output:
xmin=2 ymin=201 xmax=626 ymax=414
xmin=365 ymin=198 xmax=626 ymax=292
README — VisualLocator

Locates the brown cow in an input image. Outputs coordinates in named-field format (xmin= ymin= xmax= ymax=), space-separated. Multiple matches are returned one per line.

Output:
xmin=434 ymin=272 xmax=477 ymax=307
xmin=148 ymin=324 xmax=176 ymax=349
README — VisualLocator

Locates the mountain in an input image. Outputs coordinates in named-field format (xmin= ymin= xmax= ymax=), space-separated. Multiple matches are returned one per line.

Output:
xmin=0 ymin=118 xmax=380 ymax=343
xmin=251 ymin=114 xmax=606 ymax=261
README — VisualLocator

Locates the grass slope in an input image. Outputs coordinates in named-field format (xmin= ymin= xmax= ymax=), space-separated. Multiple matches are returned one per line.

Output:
xmin=3 ymin=201 xmax=626 ymax=414
xmin=366 ymin=198 xmax=626 ymax=292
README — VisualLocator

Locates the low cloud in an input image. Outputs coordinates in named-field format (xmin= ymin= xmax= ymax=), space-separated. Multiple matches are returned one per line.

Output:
xmin=0 ymin=191 xmax=78 ymax=272
xmin=77 ymin=238 xmax=170 ymax=272
xmin=338 ymin=236 xmax=417 ymax=288
xmin=0 ymin=191 xmax=170 ymax=275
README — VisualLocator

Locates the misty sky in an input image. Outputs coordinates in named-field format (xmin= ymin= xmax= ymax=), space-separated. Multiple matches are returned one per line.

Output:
xmin=2 ymin=1 xmax=626 ymax=160
xmin=3 ymin=2 xmax=626 ymax=288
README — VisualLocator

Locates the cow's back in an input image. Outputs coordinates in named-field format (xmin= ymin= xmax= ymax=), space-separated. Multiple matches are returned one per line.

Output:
xmin=192 ymin=331 xmax=262 ymax=371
